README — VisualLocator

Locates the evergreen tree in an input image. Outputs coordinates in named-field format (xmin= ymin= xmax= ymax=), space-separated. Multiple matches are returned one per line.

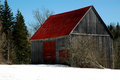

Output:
xmin=0 ymin=1 xmax=3 ymax=19
xmin=108 ymin=24 xmax=116 ymax=39
xmin=115 ymin=23 xmax=120 ymax=39
xmin=1 ymin=0 xmax=14 ymax=34
xmin=0 ymin=0 xmax=14 ymax=62
xmin=13 ymin=10 xmax=30 ymax=64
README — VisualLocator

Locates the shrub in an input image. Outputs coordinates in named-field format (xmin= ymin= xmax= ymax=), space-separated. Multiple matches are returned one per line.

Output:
xmin=66 ymin=35 xmax=103 ymax=68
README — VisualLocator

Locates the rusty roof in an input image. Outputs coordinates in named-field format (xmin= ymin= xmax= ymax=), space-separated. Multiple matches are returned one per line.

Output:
xmin=30 ymin=6 xmax=92 ymax=40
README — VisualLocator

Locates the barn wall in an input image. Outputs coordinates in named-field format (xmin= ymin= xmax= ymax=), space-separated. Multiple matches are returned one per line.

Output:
xmin=31 ymin=35 xmax=113 ymax=68
xmin=56 ymin=36 xmax=70 ymax=63
xmin=31 ymin=41 xmax=43 ymax=64
xmin=109 ymin=37 xmax=114 ymax=68
xmin=73 ymin=8 xmax=109 ymax=35
xmin=31 ymin=36 xmax=70 ymax=64
xmin=70 ymin=34 xmax=113 ymax=68
xmin=71 ymin=7 xmax=113 ymax=68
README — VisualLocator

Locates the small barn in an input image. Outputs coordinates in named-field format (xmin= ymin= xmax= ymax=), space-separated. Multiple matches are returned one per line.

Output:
xmin=30 ymin=6 xmax=114 ymax=68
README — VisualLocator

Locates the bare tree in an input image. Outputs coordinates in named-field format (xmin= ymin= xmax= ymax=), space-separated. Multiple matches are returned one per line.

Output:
xmin=6 ymin=30 xmax=16 ymax=64
xmin=29 ymin=8 xmax=54 ymax=36
xmin=0 ymin=20 xmax=16 ymax=64
xmin=0 ymin=20 xmax=7 ymax=63
xmin=66 ymin=35 xmax=103 ymax=68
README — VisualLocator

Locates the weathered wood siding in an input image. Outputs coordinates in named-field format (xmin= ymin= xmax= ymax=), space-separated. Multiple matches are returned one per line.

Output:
xmin=31 ymin=41 xmax=43 ymax=64
xmin=56 ymin=36 xmax=70 ymax=63
xmin=73 ymin=8 xmax=109 ymax=35
xmin=70 ymin=34 xmax=113 ymax=68
xmin=71 ymin=7 xmax=113 ymax=68
xmin=31 ymin=36 xmax=70 ymax=64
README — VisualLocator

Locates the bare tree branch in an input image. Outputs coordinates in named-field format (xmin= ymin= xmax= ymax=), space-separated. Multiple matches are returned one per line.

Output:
xmin=65 ymin=36 xmax=104 ymax=68
xmin=29 ymin=8 xmax=54 ymax=36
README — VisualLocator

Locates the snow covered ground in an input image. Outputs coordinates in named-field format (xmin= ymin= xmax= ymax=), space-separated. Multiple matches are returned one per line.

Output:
xmin=0 ymin=65 xmax=119 ymax=80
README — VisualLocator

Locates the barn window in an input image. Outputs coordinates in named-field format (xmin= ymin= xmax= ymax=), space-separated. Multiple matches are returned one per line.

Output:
xmin=59 ymin=50 xmax=68 ymax=62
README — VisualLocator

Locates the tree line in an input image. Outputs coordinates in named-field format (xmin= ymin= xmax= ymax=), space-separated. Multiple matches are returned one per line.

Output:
xmin=0 ymin=0 xmax=30 ymax=64
xmin=108 ymin=23 xmax=120 ymax=68
xmin=0 ymin=0 xmax=53 ymax=64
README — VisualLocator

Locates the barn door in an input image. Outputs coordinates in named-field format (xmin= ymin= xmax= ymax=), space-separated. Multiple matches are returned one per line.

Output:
xmin=43 ymin=41 xmax=56 ymax=63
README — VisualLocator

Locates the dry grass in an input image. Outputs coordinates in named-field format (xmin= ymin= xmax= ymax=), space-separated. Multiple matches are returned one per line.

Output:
xmin=65 ymin=35 xmax=103 ymax=68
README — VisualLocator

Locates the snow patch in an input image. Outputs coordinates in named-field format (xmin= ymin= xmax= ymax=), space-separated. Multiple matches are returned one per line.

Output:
xmin=0 ymin=65 xmax=119 ymax=80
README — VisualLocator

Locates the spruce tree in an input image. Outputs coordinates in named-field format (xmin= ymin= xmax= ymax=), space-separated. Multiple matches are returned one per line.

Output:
xmin=115 ymin=23 xmax=120 ymax=39
xmin=13 ymin=10 xmax=30 ymax=64
xmin=0 ymin=0 xmax=14 ymax=62
xmin=0 ymin=1 xmax=3 ymax=19
xmin=1 ymin=0 xmax=14 ymax=34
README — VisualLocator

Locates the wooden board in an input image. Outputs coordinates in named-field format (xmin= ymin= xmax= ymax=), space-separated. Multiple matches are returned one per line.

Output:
xmin=43 ymin=41 xmax=56 ymax=63
xmin=59 ymin=50 xmax=68 ymax=63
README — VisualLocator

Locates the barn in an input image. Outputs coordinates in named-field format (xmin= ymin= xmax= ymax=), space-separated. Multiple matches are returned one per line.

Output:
xmin=30 ymin=6 xmax=114 ymax=68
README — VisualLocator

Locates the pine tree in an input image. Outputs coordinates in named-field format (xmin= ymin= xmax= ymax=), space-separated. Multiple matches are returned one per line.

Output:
xmin=115 ymin=23 xmax=120 ymax=39
xmin=13 ymin=10 xmax=30 ymax=64
xmin=0 ymin=1 xmax=3 ymax=19
xmin=0 ymin=0 xmax=15 ymax=63
xmin=1 ymin=0 xmax=14 ymax=34
xmin=108 ymin=24 xmax=116 ymax=39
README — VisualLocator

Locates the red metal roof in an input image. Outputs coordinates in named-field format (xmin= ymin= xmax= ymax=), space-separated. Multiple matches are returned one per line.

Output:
xmin=30 ymin=6 xmax=92 ymax=40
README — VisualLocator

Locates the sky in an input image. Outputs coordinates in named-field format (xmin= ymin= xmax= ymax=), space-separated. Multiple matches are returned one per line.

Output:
xmin=1 ymin=0 xmax=120 ymax=28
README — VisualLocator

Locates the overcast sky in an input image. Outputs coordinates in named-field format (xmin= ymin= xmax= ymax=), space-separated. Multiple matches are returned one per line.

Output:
xmin=1 ymin=0 xmax=120 ymax=28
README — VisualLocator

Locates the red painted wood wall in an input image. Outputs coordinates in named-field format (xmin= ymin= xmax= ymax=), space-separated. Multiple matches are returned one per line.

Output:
xmin=59 ymin=50 xmax=68 ymax=62
xmin=43 ymin=41 xmax=56 ymax=63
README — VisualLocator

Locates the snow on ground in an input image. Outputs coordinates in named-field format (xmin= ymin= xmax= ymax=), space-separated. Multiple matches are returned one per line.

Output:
xmin=0 ymin=65 xmax=119 ymax=80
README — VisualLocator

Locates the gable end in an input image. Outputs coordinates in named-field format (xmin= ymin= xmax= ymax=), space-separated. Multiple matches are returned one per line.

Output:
xmin=71 ymin=6 xmax=113 ymax=39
